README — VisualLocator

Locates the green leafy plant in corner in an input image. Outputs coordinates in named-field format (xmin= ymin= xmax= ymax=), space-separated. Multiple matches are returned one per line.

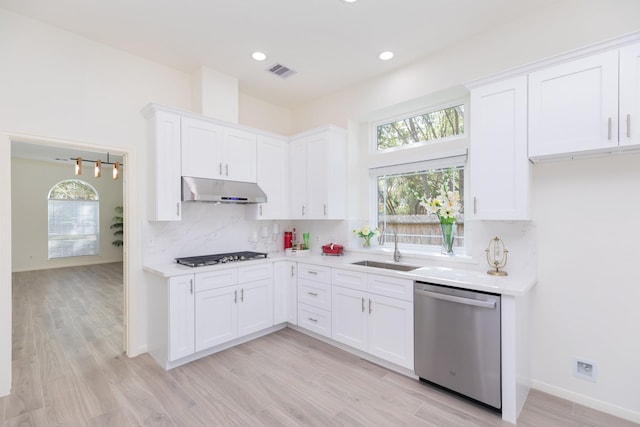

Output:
xmin=111 ymin=205 xmax=123 ymax=247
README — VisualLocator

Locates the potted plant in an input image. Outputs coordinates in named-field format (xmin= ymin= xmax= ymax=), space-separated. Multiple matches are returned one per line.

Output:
xmin=111 ymin=205 xmax=123 ymax=247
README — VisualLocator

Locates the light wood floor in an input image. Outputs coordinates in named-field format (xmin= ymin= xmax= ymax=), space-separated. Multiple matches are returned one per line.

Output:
xmin=2 ymin=263 xmax=637 ymax=426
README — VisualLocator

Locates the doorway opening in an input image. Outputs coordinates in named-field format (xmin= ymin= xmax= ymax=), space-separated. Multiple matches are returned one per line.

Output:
xmin=8 ymin=135 xmax=133 ymax=359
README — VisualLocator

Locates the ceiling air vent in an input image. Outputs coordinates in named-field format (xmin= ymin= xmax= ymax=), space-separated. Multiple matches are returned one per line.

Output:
xmin=266 ymin=63 xmax=296 ymax=79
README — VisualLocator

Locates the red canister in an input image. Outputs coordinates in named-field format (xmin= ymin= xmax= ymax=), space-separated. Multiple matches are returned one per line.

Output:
xmin=284 ymin=231 xmax=293 ymax=249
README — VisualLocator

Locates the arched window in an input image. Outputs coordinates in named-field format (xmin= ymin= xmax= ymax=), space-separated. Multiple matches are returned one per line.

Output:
xmin=48 ymin=179 xmax=99 ymax=259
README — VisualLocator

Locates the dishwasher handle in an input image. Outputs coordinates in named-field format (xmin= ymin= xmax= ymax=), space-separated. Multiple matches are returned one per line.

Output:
xmin=416 ymin=288 xmax=496 ymax=309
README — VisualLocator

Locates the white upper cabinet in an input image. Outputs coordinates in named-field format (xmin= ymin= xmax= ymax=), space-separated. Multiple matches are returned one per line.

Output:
xmin=248 ymin=135 xmax=289 ymax=219
xmin=289 ymin=126 xmax=347 ymax=220
xmin=289 ymin=137 xmax=308 ymax=219
xmin=181 ymin=116 xmax=223 ymax=179
xmin=528 ymin=49 xmax=622 ymax=159
xmin=222 ymin=127 xmax=257 ymax=183
xmin=469 ymin=75 xmax=530 ymax=220
xmin=620 ymin=42 xmax=640 ymax=148
xmin=143 ymin=106 xmax=182 ymax=221
xmin=182 ymin=117 xmax=257 ymax=182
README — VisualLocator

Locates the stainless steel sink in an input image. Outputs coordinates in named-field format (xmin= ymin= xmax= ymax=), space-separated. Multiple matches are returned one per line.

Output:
xmin=351 ymin=260 xmax=419 ymax=272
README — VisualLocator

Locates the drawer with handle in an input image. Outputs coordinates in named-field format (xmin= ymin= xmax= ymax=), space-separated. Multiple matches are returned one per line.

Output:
xmin=298 ymin=279 xmax=331 ymax=310
xmin=297 ymin=303 xmax=331 ymax=338
xmin=297 ymin=263 xmax=331 ymax=283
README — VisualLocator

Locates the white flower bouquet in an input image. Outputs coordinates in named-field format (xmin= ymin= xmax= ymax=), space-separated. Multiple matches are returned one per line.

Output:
xmin=353 ymin=225 xmax=380 ymax=247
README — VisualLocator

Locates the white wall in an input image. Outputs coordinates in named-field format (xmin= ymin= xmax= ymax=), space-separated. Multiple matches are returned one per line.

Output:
xmin=531 ymin=155 xmax=640 ymax=417
xmin=0 ymin=6 xmax=192 ymax=394
xmin=239 ymin=92 xmax=293 ymax=135
xmin=11 ymin=158 xmax=124 ymax=272
xmin=289 ymin=0 xmax=640 ymax=421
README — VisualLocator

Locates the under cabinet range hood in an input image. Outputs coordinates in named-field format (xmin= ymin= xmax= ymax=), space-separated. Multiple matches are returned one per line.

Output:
xmin=181 ymin=176 xmax=267 ymax=204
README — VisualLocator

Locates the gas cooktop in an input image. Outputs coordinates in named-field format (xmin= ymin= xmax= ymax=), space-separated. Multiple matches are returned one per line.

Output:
xmin=175 ymin=251 xmax=268 ymax=267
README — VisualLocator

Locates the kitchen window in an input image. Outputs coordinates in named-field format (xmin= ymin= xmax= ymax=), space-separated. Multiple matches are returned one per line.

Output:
xmin=376 ymin=104 xmax=464 ymax=151
xmin=369 ymin=98 xmax=468 ymax=253
xmin=48 ymin=179 xmax=99 ymax=259
xmin=373 ymin=163 xmax=464 ymax=250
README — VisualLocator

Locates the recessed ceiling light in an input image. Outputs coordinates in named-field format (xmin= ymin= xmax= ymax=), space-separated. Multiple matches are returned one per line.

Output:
xmin=342 ymin=0 xmax=358 ymax=3
xmin=252 ymin=51 xmax=267 ymax=61
xmin=378 ymin=51 xmax=394 ymax=61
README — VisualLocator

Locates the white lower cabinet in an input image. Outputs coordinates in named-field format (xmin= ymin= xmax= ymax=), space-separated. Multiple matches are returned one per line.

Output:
xmin=331 ymin=269 xmax=414 ymax=370
xmin=168 ymin=275 xmax=196 ymax=361
xmin=195 ymin=284 xmax=238 ymax=351
xmin=238 ymin=278 xmax=273 ymax=336
xmin=195 ymin=264 xmax=273 ymax=352
xmin=331 ymin=285 xmax=367 ymax=350
xmin=297 ymin=263 xmax=332 ymax=338
xmin=274 ymin=261 xmax=297 ymax=325
xmin=152 ymin=261 xmax=412 ymax=371
xmin=366 ymin=293 xmax=413 ymax=368
xmin=146 ymin=272 xmax=196 ymax=367
xmin=332 ymin=286 xmax=413 ymax=369
xmin=298 ymin=303 xmax=332 ymax=337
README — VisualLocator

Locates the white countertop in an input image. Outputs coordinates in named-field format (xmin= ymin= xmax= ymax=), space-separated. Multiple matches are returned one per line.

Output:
xmin=144 ymin=252 xmax=535 ymax=297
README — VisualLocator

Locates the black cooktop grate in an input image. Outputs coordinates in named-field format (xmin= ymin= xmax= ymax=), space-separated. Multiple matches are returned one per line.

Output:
xmin=175 ymin=251 xmax=268 ymax=267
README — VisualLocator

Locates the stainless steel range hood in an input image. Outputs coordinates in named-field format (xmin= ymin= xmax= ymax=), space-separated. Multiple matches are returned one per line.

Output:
xmin=181 ymin=176 xmax=267 ymax=204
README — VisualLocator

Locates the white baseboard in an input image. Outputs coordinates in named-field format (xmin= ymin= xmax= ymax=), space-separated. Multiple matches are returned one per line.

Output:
xmin=532 ymin=380 xmax=640 ymax=424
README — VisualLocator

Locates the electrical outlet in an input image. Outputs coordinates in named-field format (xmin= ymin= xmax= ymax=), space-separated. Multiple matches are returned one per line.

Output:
xmin=574 ymin=358 xmax=596 ymax=382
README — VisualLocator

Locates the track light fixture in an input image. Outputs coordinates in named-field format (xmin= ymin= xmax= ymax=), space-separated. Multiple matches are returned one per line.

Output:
xmin=71 ymin=153 xmax=122 ymax=180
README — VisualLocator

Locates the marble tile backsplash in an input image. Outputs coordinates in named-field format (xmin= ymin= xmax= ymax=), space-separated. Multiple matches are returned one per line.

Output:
xmin=144 ymin=203 xmax=277 ymax=265
xmin=144 ymin=203 xmax=535 ymax=278
xmin=144 ymin=203 xmax=352 ymax=265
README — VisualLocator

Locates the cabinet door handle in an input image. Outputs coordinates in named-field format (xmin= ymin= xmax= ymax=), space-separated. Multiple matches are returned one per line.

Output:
xmin=301 ymin=205 xmax=305 ymax=216
xmin=361 ymin=297 xmax=365 ymax=312
xmin=219 ymin=162 xmax=223 ymax=176
xmin=241 ymin=288 xmax=244 ymax=302
xmin=307 ymin=317 xmax=318 ymax=323
xmin=225 ymin=164 xmax=229 ymax=176
xmin=176 ymin=202 xmax=180 ymax=217
xmin=259 ymin=205 xmax=263 ymax=216
xmin=307 ymin=292 xmax=318 ymax=297
xmin=307 ymin=270 xmax=318 ymax=275
xmin=473 ymin=197 xmax=477 ymax=215
xmin=323 ymin=204 xmax=327 ymax=217
xmin=190 ymin=279 xmax=193 ymax=294
xmin=368 ymin=298 xmax=372 ymax=314
xmin=291 ymin=265 xmax=295 ymax=277
xmin=608 ymin=117 xmax=612 ymax=140
xmin=627 ymin=114 xmax=631 ymax=138
xmin=234 ymin=290 xmax=238 ymax=304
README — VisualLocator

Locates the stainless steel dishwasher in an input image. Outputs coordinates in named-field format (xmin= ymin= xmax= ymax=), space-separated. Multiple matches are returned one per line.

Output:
xmin=414 ymin=281 xmax=501 ymax=410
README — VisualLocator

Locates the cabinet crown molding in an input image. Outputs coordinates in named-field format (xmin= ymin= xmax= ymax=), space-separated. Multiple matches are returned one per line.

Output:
xmin=466 ymin=30 xmax=640 ymax=89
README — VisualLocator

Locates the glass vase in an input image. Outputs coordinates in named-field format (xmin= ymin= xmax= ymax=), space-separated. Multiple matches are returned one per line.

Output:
xmin=440 ymin=222 xmax=455 ymax=255
xmin=362 ymin=235 xmax=372 ymax=248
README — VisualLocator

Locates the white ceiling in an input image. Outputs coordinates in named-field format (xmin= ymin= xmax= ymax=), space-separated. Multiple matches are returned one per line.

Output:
xmin=11 ymin=141 xmax=124 ymax=165
xmin=0 ymin=0 xmax=561 ymax=109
